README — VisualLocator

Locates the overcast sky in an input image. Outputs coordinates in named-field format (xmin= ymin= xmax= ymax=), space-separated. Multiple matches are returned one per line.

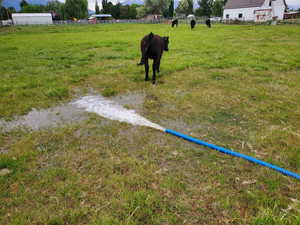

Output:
xmin=58 ymin=0 xmax=300 ymax=10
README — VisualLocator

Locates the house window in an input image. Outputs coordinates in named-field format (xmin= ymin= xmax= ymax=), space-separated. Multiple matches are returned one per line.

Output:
xmin=226 ymin=14 xmax=229 ymax=19
xmin=238 ymin=13 xmax=243 ymax=18
xmin=269 ymin=0 xmax=272 ymax=6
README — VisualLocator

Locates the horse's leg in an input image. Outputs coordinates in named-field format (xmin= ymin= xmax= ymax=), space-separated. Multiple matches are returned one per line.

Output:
xmin=157 ymin=57 xmax=161 ymax=73
xmin=145 ymin=57 xmax=149 ymax=81
xmin=152 ymin=59 xmax=157 ymax=84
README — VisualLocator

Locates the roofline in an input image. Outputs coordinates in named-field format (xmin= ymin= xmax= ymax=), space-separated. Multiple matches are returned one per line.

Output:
xmin=224 ymin=0 xmax=288 ymax=10
xmin=224 ymin=6 xmax=263 ymax=9
xmin=12 ymin=13 xmax=52 ymax=17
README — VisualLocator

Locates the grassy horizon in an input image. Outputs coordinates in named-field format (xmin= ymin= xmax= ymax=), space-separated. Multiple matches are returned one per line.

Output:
xmin=0 ymin=23 xmax=300 ymax=225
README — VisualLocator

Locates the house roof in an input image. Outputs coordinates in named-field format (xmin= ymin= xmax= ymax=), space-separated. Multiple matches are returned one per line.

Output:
xmin=91 ymin=14 xmax=112 ymax=18
xmin=224 ymin=0 xmax=265 ymax=9
xmin=12 ymin=13 xmax=52 ymax=17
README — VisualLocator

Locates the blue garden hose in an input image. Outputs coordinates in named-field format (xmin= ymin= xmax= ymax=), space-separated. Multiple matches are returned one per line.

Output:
xmin=165 ymin=129 xmax=300 ymax=181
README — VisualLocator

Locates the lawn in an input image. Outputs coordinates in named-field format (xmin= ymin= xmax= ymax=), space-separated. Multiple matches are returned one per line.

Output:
xmin=0 ymin=23 xmax=300 ymax=225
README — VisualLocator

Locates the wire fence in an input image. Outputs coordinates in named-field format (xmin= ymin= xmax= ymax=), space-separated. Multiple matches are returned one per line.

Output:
xmin=1 ymin=17 xmax=299 ymax=27
xmin=1 ymin=17 xmax=218 ymax=26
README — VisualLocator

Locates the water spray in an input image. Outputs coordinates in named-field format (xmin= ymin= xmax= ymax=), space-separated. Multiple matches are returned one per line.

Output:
xmin=74 ymin=95 xmax=300 ymax=181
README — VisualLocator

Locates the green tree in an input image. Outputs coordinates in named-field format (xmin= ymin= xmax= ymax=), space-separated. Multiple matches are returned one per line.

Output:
xmin=102 ymin=0 xmax=108 ymax=13
xmin=0 ymin=6 xmax=8 ymax=20
xmin=7 ymin=7 xmax=16 ymax=14
xmin=195 ymin=0 xmax=212 ymax=17
xmin=120 ymin=5 xmax=129 ymax=19
xmin=111 ymin=2 xmax=120 ymax=18
xmin=65 ymin=0 xmax=88 ymax=19
xmin=59 ymin=3 xmax=67 ymax=19
xmin=95 ymin=0 xmax=100 ymax=14
xmin=119 ymin=4 xmax=138 ymax=19
xmin=168 ymin=0 xmax=174 ymax=18
xmin=21 ymin=5 xmax=46 ymax=13
xmin=45 ymin=0 xmax=63 ymax=12
xmin=20 ymin=0 xmax=29 ymax=8
xmin=176 ymin=0 xmax=194 ymax=16
xmin=1 ymin=6 xmax=15 ymax=20
xmin=45 ymin=1 xmax=64 ymax=20
xmin=212 ymin=0 xmax=224 ymax=16
xmin=144 ymin=0 xmax=169 ymax=15
xmin=128 ymin=4 xmax=138 ymax=18
xmin=136 ymin=6 xmax=147 ymax=18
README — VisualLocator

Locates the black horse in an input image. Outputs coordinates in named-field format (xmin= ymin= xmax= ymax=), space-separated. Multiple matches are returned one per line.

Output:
xmin=190 ymin=19 xmax=196 ymax=30
xmin=137 ymin=32 xmax=169 ymax=84
xmin=172 ymin=19 xmax=178 ymax=28
xmin=206 ymin=18 xmax=211 ymax=28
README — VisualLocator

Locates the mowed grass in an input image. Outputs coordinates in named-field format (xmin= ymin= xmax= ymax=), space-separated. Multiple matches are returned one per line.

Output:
xmin=0 ymin=23 xmax=300 ymax=225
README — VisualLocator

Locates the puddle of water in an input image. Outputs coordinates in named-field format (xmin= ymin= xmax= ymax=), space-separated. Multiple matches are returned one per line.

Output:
xmin=0 ymin=92 xmax=147 ymax=132
xmin=0 ymin=104 xmax=87 ymax=132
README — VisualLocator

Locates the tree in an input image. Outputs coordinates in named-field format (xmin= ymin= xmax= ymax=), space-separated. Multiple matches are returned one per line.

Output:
xmin=128 ymin=4 xmax=138 ymax=19
xmin=65 ymin=0 xmax=88 ymax=19
xmin=21 ymin=4 xmax=45 ymax=13
xmin=95 ymin=0 xmax=100 ymax=14
xmin=7 ymin=7 xmax=16 ymax=19
xmin=102 ymin=0 xmax=108 ymax=13
xmin=45 ymin=0 xmax=63 ymax=12
xmin=195 ymin=0 xmax=212 ymax=17
xmin=59 ymin=3 xmax=67 ymax=20
xmin=0 ymin=6 xmax=8 ymax=20
xmin=20 ymin=0 xmax=29 ymax=8
xmin=136 ymin=6 xmax=147 ymax=18
xmin=135 ymin=0 xmax=169 ymax=18
xmin=176 ymin=0 xmax=194 ymax=16
xmin=44 ymin=0 xmax=64 ymax=20
xmin=168 ymin=0 xmax=174 ymax=18
xmin=211 ymin=0 xmax=224 ymax=16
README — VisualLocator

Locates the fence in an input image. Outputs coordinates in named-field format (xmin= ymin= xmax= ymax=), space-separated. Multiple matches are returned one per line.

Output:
xmin=53 ymin=19 xmax=170 ymax=25
xmin=6 ymin=17 xmax=300 ymax=27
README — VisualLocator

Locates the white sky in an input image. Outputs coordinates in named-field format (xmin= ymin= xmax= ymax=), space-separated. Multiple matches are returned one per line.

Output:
xmin=58 ymin=0 xmax=300 ymax=10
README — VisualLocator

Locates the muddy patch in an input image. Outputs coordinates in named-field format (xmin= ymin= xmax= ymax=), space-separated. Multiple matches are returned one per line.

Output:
xmin=112 ymin=91 xmax=145 ymax=111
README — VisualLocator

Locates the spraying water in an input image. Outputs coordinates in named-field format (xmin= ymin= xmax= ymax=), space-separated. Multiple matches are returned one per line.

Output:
xmin=73 ymin=95 xmax=166 ymax=131
xmin=73 ymin=95 xmax=300 ymax=181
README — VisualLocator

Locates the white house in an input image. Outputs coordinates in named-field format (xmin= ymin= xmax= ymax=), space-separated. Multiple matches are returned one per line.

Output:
xmin=12 ymin=13 xmax=53 ymax=25
xmin=223 ymin=0 xmax=287 ymax=22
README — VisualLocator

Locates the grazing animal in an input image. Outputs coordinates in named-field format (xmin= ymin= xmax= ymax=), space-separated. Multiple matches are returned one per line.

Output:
xmin=137 ymin=32 xmax=169 ymax=84
xmin=206 ymin=18 xmax=211 ymax=28
xmin=190 ymin=19 xmax=196 ymax=30
xmin=171 ymin=19 xmax=178 ymax=27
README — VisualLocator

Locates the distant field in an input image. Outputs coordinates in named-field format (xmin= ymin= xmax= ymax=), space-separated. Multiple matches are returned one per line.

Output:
xmin=0 ymin=24 xmax=300 ymax=225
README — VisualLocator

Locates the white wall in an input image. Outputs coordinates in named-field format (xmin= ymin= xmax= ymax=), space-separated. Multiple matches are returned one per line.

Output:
xmin=223 ymin=7 xmax=262 ymax=21
xmin=272 ymin=0 xmax=286 ymax=20
xmin=223 ymin=0 xmax=285 ymax=21
xmin=12 ymin=14 xmax=53 ymax=25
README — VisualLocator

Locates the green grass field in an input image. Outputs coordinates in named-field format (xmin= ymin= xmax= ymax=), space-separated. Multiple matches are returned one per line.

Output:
xmin=0 ymin=23 xmax=300 ymax=225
